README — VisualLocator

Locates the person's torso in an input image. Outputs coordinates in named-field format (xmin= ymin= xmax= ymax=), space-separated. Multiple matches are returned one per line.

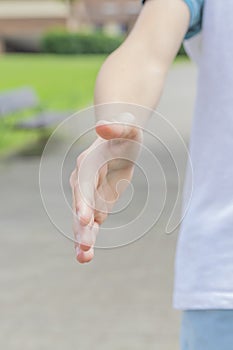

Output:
xmin=174 ymin=0 xmax=233 ymax=309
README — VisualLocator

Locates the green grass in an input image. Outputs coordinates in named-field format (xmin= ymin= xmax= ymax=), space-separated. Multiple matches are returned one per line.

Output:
xmin=0 ymin=53 xmax=188 ymax=157
xmin=175 ymin=54 xmax=190 ymax=64
xmin=0 ymin=54 xmax=106 ymax=156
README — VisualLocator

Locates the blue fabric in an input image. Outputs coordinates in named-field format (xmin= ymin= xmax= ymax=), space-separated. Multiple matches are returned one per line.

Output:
xmin=183 ymin=0 xmax=204 ymax=39
xmin=181 ymin=310 xmax=233 ymax=350
xmin=142 ymin=0 xmax=204 ymax=39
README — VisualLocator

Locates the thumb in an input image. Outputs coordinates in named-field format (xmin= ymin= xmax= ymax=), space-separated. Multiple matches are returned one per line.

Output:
xmin=95 ymin=113 xmax=139 ymax=141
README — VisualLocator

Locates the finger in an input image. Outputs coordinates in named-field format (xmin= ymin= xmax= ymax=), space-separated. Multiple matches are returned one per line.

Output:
xmin=74 ymin=217 xmax=99 ymax=252
xmin=96 ymin=113 xmax=139 ymax=141
xmin=74 ymin=175 xmax=95 ymax=227
xmin=96 ymin=121 xmax=138 ymax=140
xmin=76 ymin=247 xmax=94 ymax=264
xmin=79 ymin=221 xmax=99 ymax=252
xmin=74 ymin=143 xmax=107 ymax=226
xmin=72 ymin=177 xmax=94 ymax=255
xmin=93 ymin=178 xmax=116 ymax=224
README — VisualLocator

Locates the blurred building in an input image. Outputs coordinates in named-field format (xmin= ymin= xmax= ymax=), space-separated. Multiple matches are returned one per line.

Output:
xmin=84 ymin=0 xmax=141 ymax=34
xmin=0 ymin=1 xmax=68 ymax=36
xmin=0 ymin=0 xmax=141 ymax=52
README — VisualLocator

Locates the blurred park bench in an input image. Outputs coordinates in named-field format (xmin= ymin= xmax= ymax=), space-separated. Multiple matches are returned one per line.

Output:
xmin=0 ymin=86 xmax=71 ymax=130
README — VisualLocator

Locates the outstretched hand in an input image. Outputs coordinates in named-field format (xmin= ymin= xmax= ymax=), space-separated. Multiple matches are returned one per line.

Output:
xmin=70 ymin=114 xmax=143 ymax=263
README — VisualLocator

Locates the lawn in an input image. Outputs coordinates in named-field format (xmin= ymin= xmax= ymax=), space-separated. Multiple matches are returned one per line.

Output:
xmin=0 ymin=54 xmax=106 ymax=156
xmin=0 ymin=53 xmax=188 ymax=157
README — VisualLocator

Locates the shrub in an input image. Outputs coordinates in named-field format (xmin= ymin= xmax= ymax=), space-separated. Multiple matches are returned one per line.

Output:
xmin=41 ymin=30 xmax=124 ymax=55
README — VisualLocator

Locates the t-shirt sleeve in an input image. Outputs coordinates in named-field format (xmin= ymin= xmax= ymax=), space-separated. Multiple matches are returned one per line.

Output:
xmin=141 ymin=0 xmax=204 ymax=40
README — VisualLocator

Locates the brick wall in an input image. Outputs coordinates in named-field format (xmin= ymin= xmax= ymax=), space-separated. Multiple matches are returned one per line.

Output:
xmin=0 ymin=0 xmax=141 ymax=52
xmin=84 ymin=0 xmax=140 ymax=28
xmin=0 ymin=18 xmax=66 ymax=37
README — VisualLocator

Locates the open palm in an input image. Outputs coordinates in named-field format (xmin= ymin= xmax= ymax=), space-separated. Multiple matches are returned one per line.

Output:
xmin=70 ymin=114 xmax=143 ymax=263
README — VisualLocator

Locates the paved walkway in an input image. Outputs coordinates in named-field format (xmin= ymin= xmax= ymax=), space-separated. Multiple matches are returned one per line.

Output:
xmin=0 ymin=62 xmax=197 ymax=350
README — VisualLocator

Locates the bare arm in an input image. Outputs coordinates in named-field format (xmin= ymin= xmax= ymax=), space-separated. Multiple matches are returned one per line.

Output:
xmin=94 ymin=0 xmax=190 ymax=111
xmin=70 ymin=0 xmax=190 ymax=263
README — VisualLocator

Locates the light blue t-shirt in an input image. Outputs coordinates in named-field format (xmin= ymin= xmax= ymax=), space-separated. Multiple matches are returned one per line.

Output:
xmin=174 ymin=0 xmax=233 ymax=309
xmin=143 ymin=0 xmax=233 ymax=310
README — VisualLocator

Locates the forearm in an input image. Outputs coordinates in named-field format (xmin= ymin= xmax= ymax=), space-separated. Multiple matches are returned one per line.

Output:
xmin=94 ymin=45 xmax=165 ymax=112
xmin=94 ymin=0 xmax=190 ymax=122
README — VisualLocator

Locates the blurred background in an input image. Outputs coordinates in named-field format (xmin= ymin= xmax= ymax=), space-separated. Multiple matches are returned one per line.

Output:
xmin=0 ymin=1 xmax=196 ymax=350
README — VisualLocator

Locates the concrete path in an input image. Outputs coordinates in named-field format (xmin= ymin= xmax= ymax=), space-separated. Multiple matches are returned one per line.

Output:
xmin=0 ymin=62 xmax=197 ymax=350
